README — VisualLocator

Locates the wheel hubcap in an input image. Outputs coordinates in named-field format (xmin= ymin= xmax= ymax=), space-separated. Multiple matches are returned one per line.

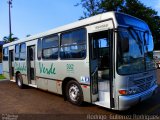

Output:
xmin=69 ymin=84 xmax=79 ymax=102
xmin=17 ymin=77 xmax=21 ymax=86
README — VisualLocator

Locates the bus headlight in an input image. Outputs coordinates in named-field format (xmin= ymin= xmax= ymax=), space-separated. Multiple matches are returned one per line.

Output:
xmin=119 ymin=88 xmax=137 ymax=95
xmin=119 ymin=89 xmax=127 ymax=95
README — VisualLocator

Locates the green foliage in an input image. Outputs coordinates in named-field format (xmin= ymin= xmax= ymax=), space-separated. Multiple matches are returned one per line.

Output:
xmin=120 ymin=0 xmax=160 ymax=48
xmin=76 ymin=0 xmax=102 ymax=19
xmin=100 ymin=0 xmax=124 ymax=12
xmin=26 ymin=34 xmax=31 ymax=37
xmin=0 ymin=74 xmax=6 ymax=80
xmin=3 ymin=33 xmax=18 ymax=43
xmin=77 ymin=0 xmax=160 ymax=48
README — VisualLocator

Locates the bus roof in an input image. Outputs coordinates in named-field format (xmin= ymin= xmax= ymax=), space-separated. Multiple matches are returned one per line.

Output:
xmin=3 ymin=11 xmax=147 ymax=48
xmin=3 ymin=11 xmax=118 ymax=47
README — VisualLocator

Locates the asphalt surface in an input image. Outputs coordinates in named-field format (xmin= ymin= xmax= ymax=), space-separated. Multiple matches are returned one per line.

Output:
xmin=0 ymin=70 xmax=160 ymax=120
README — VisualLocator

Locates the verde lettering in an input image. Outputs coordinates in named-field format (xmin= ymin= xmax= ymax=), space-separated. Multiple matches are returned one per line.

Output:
xmin=39 ymin=63 xmax=56 ymax=75
xmin=15 ymin=63 xmax=27 ymax=72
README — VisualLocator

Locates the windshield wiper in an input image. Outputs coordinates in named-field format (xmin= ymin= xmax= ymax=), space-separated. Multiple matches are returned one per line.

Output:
xmin=128 ymin=27 xmax=143 ymax=54
xmin=144 ymin=30 xmax=150 ymax=52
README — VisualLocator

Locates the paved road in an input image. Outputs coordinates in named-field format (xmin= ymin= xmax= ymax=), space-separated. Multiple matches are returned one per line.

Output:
xmin=0 ymin=70 xmax=160 ymax=120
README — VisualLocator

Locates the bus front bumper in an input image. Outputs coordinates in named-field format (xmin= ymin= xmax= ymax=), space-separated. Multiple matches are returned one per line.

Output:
xmin=118 ymin=85 xmax=158 ymax=110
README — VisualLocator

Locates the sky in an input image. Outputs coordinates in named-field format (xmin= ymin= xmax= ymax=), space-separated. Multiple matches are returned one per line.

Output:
xmin=0 ymin=0 xmax=160 ymax=41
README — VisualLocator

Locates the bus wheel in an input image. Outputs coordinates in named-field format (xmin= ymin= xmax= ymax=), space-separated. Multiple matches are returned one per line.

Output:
xmin=66 ymin=80 xmax=83 ymax=105
xmin=16 ymin=73 xmax=24 ymax=89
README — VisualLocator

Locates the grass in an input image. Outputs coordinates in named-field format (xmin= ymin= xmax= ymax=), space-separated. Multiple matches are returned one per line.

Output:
xmin=0 ymin=74 xmax=6 ymax=80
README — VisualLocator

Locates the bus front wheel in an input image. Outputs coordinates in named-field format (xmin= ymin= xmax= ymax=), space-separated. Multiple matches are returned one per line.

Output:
xmin=16 ymin=73 xmax=24 ymax=89
xmin=66 ymin=80 xmax=83 ymax=105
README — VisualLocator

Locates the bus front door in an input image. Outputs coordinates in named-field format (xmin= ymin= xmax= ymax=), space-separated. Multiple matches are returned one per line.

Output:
xmin=9 ymin=50 xmax=14 ymax=80
xmin=27 ymin=46 xmax=36 ymax=86
xmin=89 ymin=30 xmax=114 ymax=109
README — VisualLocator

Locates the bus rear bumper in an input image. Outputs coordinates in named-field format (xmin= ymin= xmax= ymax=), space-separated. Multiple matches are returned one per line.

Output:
xmin=118 ymin=85 xmax=158 ymax=110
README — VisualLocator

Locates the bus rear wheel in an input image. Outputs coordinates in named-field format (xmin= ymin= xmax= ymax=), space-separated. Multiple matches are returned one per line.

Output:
xmin=66 ymin=80 xmax=83 ymax=105
xmin=16 ymin=73 xmax=24 ymax=89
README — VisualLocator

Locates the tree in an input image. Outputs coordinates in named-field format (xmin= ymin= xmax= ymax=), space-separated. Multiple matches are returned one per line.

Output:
xmin=100 ymin=0 xmax=124 ymax=12
xmin=76 ymin=0 xmax=102 ymax=19
xmin=3 ymin=33 xmax=18 ymax=43
xmin=26 ymin=34 xmax=31 ymax=37
xmin=119 ymin=0 xmax=160 ymax=49
xmin=77 ymin=0 xmax=160 ymax=47
xmin=77 ymin=0 xmax=124 ymax=18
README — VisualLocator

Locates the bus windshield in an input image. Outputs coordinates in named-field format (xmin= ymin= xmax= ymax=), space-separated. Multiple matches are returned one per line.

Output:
xmin=117 ymin=27 xmax=156 ymax=75
xmin=116 ymin=13 xmax=150 ymax=30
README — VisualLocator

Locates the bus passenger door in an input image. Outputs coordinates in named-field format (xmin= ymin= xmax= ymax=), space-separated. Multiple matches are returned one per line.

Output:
xmin=9 ymin=50 xmax=14 ymax=80
xmin=89 ymin=35 xmax=99 ymax=103
xmin=89 ymin=30 xmax=114 ymax=109
xmin=27 ymin=46 xmax=36 ymax=86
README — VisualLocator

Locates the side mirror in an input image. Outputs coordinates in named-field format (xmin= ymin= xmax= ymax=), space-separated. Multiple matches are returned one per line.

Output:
xmin=122 ymin=38 xmax=129 ymax=53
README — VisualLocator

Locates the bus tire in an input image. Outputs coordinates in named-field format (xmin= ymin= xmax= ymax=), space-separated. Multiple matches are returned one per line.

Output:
xmin=66 ymin=80 xmax=83 ymax=106
xmin=16 ymin=73 xmax=24 ymax=89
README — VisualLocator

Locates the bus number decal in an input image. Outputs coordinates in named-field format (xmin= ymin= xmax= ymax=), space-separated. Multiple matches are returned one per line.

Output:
xmin=66 ymin=64 xmax=74 ymax=73
xmin=39 ymin=62 xmax=56 ymax=75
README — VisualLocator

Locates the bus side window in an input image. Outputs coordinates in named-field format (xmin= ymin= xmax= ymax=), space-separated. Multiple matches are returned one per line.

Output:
xmin=3 ymin=47 xmax=8 ymax=61
xmin=37 ymin=39 xmax=42 ymax=60
xmin=42 ymin=35 xmax=59 ymax=60
xmin=20 ymin=43 xmax=26 ymax=61
xmin=15 ymin=44 xmax=19 ymax=61
xmin=60 ymin=28 xmax=86 ymax=59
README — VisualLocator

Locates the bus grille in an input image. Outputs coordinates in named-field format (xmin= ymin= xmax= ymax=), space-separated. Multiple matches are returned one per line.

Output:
xmin=132 ymin=76 xmax=155 ymax=93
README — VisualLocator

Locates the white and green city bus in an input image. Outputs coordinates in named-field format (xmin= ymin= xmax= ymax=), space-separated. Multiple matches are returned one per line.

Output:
xmin=3 ymin=12 xmax=158 ymax=110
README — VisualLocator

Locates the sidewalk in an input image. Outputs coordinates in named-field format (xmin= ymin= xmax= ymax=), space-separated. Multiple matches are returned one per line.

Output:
xmin=0 ymin=79 xmax=9 ymax=82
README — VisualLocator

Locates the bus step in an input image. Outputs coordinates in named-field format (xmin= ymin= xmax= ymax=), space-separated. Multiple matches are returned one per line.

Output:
xmin=94 ymin=91 xmax=110 ymax=108
xmin=28 ymin=84 xmax=37 ymax=88
xmin=94 ymin=101 xmax=110 ymax=108
xmin=10 ymin=79 xmax=16 ymax=82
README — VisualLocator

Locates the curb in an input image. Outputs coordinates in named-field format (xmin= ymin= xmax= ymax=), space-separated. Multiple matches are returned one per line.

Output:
xmin=0 ymin=79 xmax=9 ymax=82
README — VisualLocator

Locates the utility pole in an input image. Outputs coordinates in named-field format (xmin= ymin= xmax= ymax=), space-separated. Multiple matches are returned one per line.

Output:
xmin=8 ymin=0 xmax=12 ymax=38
